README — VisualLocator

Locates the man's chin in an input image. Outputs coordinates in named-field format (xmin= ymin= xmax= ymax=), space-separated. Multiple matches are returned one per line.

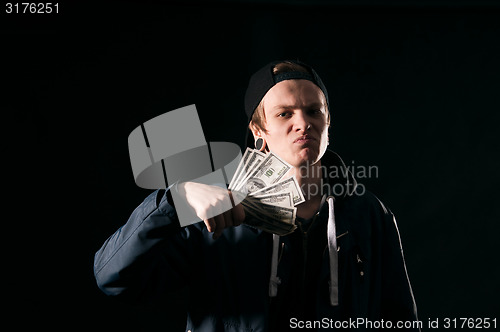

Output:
xmin=295 ymin=151 xmax=321 ymax=167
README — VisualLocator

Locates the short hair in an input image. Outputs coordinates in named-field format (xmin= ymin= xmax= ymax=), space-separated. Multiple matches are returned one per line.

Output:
xmin=249 ymin=61 xmax=330 ymax=134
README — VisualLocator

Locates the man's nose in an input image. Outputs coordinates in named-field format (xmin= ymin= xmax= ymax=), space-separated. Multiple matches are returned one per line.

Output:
xmin=293 ymin=110 xmax=311 ymax=132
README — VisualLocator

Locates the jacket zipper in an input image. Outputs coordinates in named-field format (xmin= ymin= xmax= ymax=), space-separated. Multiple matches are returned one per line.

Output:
xmin=297 ymin=212 xmax=320 ymax=296
xmin=295 ymin=221 xmax=307 ymax=289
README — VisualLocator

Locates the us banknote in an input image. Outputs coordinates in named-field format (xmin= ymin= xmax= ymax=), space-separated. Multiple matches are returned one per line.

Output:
xmin=230 ymin=149 xmax=305 ymax=235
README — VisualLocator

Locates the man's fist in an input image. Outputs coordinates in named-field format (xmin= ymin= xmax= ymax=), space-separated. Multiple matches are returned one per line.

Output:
xmin=178 ymin=182 xmax=245 ymax=239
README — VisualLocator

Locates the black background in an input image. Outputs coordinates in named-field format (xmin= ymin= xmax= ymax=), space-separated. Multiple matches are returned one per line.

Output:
xmin=3 ymin=0 xmax=500 ymax=330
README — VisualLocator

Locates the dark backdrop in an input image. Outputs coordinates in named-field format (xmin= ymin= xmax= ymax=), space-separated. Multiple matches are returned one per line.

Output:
xmin=3 ymin=1 xmax=499 ymax=330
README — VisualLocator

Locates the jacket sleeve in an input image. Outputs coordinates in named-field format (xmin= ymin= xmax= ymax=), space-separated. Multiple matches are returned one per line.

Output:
xmin=93 ymin=188 xmax=199 ymax=303
xmin=380 ymin=206 xmax=421 ymax=330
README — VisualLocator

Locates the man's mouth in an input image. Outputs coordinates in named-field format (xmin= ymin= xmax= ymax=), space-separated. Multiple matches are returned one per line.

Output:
xmin=294 ymin=135 xmax=316 ymax=144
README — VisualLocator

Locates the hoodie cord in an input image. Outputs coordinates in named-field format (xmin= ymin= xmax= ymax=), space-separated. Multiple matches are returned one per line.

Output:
xmin=269 ymin=234 xmax=281 ymax=297
xmin=327 ymin=196 xmax=339 ymax=306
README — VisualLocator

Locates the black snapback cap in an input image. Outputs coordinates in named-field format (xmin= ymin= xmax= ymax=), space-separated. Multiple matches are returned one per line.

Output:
xmin=244 ymin=59 xmax=329 ymax=148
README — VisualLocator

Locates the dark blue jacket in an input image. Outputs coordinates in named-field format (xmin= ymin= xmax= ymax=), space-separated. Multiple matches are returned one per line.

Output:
xmin=94 ymin=151 xmax=419 ymax=331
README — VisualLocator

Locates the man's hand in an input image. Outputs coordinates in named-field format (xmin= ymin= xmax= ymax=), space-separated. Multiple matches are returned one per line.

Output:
xmin=178 ymin=182 xmax=245 ymax=239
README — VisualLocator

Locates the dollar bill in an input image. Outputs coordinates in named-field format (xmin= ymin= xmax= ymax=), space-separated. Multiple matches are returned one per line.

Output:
xmin=230 ymin=149 xmax=266 ymax=190
xmin=235 ymin=152 xmax=292 ymax=193
xmin=254 ymin=192 xmax=293 ymax=208
xmin=228 ymin=148 xmax=303 ymax=235
xmin=245 ymin=204 xmax=297 ymax=235
xmin=245 ymin=192 xmax=293 ymax=208
xmin=242 ymin=200 xmax=296 ymax=224
xmin=252 ymin=176 xmax=305 ymax=206
xmin=260 ymin=203 xmax=296 ymax=224
xmin=228 ymin=147 xmax=252 ymax=190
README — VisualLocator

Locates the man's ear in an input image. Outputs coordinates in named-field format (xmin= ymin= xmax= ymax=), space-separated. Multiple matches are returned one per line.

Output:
xmin=249 ymin=121 xmax=262 ymax=139
xmin=249 ymin=121 xmax=268 ymax=151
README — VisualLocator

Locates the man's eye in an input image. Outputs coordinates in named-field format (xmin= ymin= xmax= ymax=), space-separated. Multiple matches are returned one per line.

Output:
xmin=308 ymin=109 xmax=322 ymax=115
xmin=278 ymin=112 xmax=291 ymax=118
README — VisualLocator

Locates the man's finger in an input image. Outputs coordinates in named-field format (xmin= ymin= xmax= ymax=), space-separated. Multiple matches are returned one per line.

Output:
xmin=222 ymin=209 xmax=234 ymax=228
xmin=231 ymin=204 xmax=245 ymax=226
xmin=204 ymin=218 xmax=216 ymax=233
xmin=213 ymin=213 xmax=226 ymax=240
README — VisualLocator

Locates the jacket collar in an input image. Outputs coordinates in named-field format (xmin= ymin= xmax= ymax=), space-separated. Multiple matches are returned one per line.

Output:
xmin=320 ymin=149 xmax=358 ymax=201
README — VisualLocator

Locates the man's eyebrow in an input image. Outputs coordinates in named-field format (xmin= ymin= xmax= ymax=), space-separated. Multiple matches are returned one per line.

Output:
xmin=272 ymin=102 xmax=324 ymax=110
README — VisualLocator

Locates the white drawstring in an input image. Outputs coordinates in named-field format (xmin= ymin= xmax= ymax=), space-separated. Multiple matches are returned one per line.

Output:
xmin=269 ymin=233 xmax=281 ymax=297
xmin=327 ymin=196 xmax=339 ymax=306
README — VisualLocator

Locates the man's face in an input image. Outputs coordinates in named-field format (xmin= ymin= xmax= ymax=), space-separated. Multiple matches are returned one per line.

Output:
xmin=256 ymin=79 xmax=329 ymax=168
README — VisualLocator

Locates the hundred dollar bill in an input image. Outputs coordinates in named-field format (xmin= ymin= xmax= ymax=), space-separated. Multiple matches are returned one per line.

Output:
xmin=260 ymin=203 xmax=296 ymax=224
xmin=256 ymin=192 xmax=293 ymax=208
xmin=228 ymin=147 xmax=252 ymax=190
xmin=244 ymin=193 xmax=297 ymax=230
xmin=236 ymin=152 xmax=292 ymax=193
xmin=228 ymin=148 xmax=303 ymax=235
xmin=244 ymin=204 xmax=297 ymax=235
xmin=245 ymin=192 xmax=293 ymax=208
xmin=241 ymin=198 xmax=296 ymax=222
xmin=230 ymin=149 xmax=266 ymax=190
xmin=252 ymin=176 xmax=305 ymax=206
xmin=245 ymin=201 xmax=296 ymax=224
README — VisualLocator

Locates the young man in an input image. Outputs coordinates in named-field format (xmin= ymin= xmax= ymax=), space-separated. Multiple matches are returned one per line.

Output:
xmin=94 ymin=60 xmax=419 ymax=331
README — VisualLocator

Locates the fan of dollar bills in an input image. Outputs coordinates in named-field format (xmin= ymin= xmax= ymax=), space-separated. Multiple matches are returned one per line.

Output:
xmin=229 ymin=148 xmax=305 ymax=235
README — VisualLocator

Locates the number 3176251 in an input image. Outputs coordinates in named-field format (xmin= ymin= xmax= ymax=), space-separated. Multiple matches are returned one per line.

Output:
xmin=6 ymin=3 xmax=59 ymax=14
